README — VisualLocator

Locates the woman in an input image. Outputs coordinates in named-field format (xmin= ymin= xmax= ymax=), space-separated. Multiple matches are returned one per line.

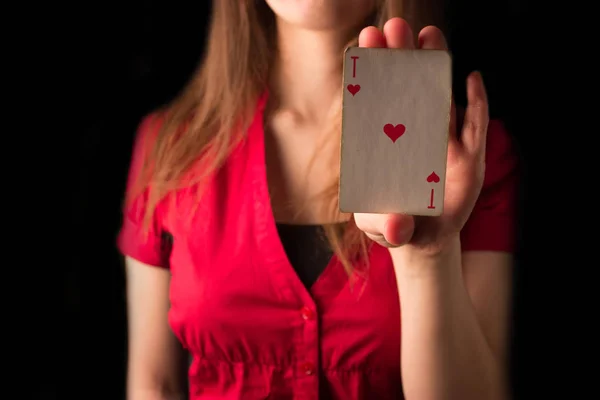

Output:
xmin=117 ymin=0 xmax=519 ymax=399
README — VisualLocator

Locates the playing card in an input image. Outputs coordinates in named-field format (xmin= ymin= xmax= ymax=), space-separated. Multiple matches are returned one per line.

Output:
xmin=339 ymin=47 xmax=452 ymax=216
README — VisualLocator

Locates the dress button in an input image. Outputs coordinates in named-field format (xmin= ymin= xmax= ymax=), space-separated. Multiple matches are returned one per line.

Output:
xmin=300 ymin=306 xmax=315 ymax=321
xmin=301 ymin=362 xmax=315 ymax=375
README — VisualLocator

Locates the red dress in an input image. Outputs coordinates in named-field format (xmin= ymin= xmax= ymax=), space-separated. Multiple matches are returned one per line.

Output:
xmin=117 ymin=92 xmax=519 ymax=399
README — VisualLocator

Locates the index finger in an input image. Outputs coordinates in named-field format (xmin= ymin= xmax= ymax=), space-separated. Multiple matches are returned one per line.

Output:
xmin=418 ymin=25 xmax=448 ymax=50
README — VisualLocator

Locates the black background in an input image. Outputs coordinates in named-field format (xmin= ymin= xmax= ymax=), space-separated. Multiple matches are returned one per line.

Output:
xmin=61 ymin=1 xmax=589 ymax=399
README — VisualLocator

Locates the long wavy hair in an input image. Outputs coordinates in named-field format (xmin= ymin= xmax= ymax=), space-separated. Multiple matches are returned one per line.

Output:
xmin=131 ymin=0 xmax=444 ymax=274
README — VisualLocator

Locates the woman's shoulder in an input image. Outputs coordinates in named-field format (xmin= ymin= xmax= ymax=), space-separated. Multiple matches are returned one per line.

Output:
xmin=460 ymin=116 xmax=520 ymax=252
xmin=132 ymin=111 xmax=167 ymax=153
xmin=483 ymin=118 xmax=519 ymax=188
xmin=455 ymin=103 xmax=519 ymax=186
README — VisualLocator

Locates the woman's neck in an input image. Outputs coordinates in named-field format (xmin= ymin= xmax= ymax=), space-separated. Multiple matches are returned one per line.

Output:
xmin=268 ymin=18 xmax=354 ymax=125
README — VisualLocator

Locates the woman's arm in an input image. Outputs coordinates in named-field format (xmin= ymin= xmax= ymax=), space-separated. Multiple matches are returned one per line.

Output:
xmin=125 ymin=257 xmax=188 ymax=400
xmin=391 ymin=236 xmax=513 ymax=400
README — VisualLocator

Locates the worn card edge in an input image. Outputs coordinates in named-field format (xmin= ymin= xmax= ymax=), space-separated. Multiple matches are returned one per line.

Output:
xmin=338 ymin=46 xmax=354 ymax=213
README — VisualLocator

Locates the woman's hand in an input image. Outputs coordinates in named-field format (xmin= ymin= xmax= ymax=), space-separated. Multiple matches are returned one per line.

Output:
xmin=353 ymin=18 xmax=490 ymax=256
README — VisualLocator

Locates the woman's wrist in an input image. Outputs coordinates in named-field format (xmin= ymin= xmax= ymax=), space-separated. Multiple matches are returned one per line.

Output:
xmin=389 ymin=234 xmax=462 ymax=280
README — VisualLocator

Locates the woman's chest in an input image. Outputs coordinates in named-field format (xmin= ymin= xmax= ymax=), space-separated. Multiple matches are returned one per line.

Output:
xmin=166 ymin=216 xmax=401 ymax=372
xmin=162 ymin=141 xmax=401 ymax=373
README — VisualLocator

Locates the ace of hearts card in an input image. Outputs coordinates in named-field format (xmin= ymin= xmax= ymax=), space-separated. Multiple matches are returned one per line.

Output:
xmin=339 ymin=47 xmax=452 ymax=216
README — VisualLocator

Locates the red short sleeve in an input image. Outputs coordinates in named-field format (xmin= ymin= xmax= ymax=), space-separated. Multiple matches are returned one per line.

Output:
xmin=460 ymin=119 xmax=520 ymax=253
xmin=116 ymin=114 xmax=171 ymax=267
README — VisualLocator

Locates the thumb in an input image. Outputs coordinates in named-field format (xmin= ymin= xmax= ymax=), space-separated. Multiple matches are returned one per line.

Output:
xmin=383 ymin=213 xmax=415 ymax=246
xmin=461 ymin=71 xmax=489 ymax=157
xmin=355 ymin=213 xmax=415 ymax=247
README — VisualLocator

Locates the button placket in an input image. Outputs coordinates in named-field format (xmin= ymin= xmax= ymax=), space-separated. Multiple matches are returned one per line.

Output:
xmin=300 ymin=306 xmax=315 ymax=321
xmin=301 ymin=361 xmax=315 ymax=375
xmin=297 ymin=303 xmax=319 ymax=396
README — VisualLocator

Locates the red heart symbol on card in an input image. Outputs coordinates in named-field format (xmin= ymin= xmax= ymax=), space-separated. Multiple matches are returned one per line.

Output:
xmin=426 ymin=172 xmax=440 ymax=183
xmin=347 ymin=84 xmax=361 ymax=96
xmin=383 ymin=123 xmax=406 ymax=142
